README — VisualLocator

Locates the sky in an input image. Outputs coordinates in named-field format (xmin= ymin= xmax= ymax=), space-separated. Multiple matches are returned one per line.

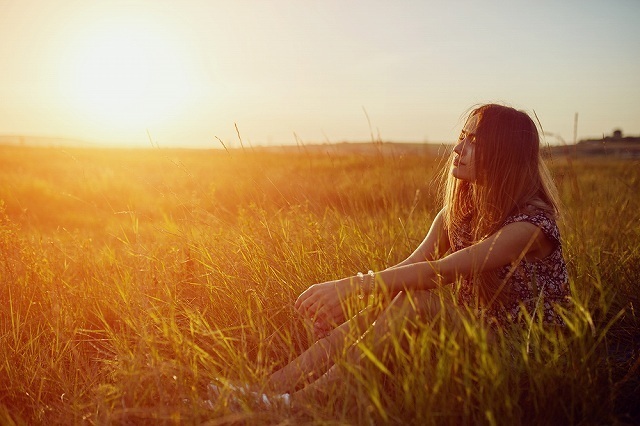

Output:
xmin=1 ymin=0 xmax=639 ymax=148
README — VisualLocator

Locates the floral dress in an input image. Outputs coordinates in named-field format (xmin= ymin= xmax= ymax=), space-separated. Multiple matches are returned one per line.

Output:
xmin=453 ymin=211 xmax=570 ymax=327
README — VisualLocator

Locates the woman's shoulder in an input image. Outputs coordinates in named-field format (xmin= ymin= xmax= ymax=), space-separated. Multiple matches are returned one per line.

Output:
xmin=503 ymin=205 xmax=560 ymax=245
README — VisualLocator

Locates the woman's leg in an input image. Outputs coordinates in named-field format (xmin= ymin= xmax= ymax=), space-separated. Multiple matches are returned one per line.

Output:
xmin=292 ymin=290 xmax=460 ymax=402
xmin=267 ymin=306 xmax=378 ymax=393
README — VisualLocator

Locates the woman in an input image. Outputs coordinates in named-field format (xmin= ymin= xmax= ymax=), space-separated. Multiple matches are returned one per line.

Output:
xmin=213 ymin=103 xmax=570 ymax=407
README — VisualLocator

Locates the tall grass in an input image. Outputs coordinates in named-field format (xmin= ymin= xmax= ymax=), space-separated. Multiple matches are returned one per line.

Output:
xmin=0 ymin=144 xmax=637 ymax=424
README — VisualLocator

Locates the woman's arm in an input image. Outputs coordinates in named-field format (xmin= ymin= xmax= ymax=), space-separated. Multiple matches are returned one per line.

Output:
xmin=295 ymin=220 xmax=546 ymax=320
xmin=294 ymin=209 xmax=448 ymax=323
xmin=390 ymin=208 xmax=450 ymax=267
xmin=381 ymin=220 xmax=546 ymax=292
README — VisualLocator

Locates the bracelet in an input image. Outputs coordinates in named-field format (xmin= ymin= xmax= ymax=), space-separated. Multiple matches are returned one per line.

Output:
xmin=367 ymin=270 xmax=375 ymax=295
xmin=357 ymin=271 xmax=365 ymax=299
xmin=356 ymin=270 xmax=376 ymax=300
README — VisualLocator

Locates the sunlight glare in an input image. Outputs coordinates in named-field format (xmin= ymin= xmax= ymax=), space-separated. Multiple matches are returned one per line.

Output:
xmin=61 ymin=18 xmax=198 ymax=140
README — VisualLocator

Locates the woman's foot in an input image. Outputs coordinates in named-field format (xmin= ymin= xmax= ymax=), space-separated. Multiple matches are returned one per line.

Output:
xmin=206 ymin=378 xmax=291 ymax=411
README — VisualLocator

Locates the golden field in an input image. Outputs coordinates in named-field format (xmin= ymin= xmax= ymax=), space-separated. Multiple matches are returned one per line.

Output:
xmin=0 ymin=144 xmax=638 ymax=425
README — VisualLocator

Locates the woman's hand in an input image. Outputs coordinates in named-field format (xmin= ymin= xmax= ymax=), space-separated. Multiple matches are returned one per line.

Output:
xmin=300 ymin=315 xmax=333 ymax=341
xmin=294 ymin=278 xmax=356 ymax=325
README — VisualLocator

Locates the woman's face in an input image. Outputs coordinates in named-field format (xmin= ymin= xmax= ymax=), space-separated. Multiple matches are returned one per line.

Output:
xmin=452 ymin=114 xmax=479 ymax=182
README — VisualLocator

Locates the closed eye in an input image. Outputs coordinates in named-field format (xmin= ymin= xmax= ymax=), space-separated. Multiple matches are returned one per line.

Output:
xmin=458 ymin=131 xmax=476 ymax=143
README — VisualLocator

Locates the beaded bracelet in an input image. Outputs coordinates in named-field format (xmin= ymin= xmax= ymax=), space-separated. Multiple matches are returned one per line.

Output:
xmin=356 ymin=270 xmax=376 ymax=299
xmin=367 ymin=270 xmax=375 ymax=295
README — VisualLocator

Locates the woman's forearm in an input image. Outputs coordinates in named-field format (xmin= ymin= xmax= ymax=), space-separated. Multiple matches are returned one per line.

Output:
xmin=338 ymin=261 xmax=444 ymax=298
xmin=378 ymin=261 xmax=444 ymax=294
xmin=296 ymin=259 xmax=449 ymax=321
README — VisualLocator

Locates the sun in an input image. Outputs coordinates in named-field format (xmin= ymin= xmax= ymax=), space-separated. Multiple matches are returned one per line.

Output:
xmin=61 ymin=17 xmax=197 ymax=140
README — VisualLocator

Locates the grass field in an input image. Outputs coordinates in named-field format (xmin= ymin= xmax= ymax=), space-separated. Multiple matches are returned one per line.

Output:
xmin=0 ymin=144 xmax=638 ymax=425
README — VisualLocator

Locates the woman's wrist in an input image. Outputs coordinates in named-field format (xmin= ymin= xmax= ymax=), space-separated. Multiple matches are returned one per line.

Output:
xmin=354 ymin=270 xmax=376 ymax=299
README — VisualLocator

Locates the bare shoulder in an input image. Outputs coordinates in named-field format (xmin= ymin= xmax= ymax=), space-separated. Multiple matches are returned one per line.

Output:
xmin=500 ymin=220 xmax=555 ymax=262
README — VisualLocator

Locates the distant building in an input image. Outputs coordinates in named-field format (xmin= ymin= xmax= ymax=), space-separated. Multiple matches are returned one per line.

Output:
xmin=576 ymin=129 xmax=640 ymax=158
xmin=579 ymin=129 xmax=640 ymax=144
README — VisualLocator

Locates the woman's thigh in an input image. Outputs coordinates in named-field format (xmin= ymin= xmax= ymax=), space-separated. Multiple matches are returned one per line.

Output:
xmin=377 ymin=290 xmax=461 ymax=329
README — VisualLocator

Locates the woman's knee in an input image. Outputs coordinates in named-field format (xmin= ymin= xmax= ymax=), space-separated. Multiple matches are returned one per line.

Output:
xmin=387 ymin=290 xmax=440 ymax=316
xmin=371 ymin=291 xmax=425 ymax=336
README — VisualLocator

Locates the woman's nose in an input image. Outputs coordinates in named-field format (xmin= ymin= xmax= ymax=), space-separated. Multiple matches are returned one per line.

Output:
xmin=453 ymin=141 xmax=463 ymax=155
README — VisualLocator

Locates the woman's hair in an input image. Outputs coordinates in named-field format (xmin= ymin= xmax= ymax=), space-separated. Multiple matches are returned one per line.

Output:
xmin=441 ymin=103 xmax=561 ymax=305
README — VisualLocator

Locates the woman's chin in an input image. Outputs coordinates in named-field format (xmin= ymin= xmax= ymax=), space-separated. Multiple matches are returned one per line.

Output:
xmin=452 ymin=168 xmax=475 ymax=182
xmin=451 ymin=167 xmax=464 ymax=180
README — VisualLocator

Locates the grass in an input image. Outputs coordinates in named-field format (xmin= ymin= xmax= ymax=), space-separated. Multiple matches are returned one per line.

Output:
xmin=0 ymin=144 xmax=638 ymax=425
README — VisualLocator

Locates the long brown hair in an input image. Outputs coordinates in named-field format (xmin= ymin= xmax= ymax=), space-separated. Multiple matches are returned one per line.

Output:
xmin=442 ymin=104 xmax=560 ymax=305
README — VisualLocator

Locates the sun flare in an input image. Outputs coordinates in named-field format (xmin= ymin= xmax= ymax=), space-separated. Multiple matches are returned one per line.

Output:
xmin=61 ymin=18 xmax=197 ymax=139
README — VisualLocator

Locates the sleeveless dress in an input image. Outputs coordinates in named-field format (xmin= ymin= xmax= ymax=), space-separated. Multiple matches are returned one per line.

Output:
xmin=453 ymin=211 xmax=570 ymax=327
